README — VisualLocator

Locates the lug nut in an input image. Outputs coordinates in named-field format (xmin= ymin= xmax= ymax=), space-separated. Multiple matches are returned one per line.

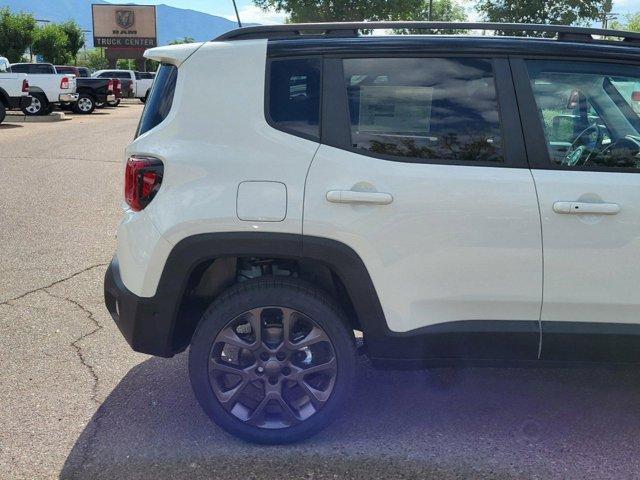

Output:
xmin=276 ymin=352 xmax=286 ymax=361
xmin=256 ymin=366 xmax=264 ymax=374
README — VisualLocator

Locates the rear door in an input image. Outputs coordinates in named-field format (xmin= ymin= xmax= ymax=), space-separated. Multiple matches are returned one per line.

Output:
xmin=512 ymin=58 xmax=640 ymax=361
xmin=303 ymin=54 xmax=543 ymax=360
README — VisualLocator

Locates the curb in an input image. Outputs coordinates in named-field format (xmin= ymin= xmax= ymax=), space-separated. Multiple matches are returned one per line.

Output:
xmin=6 ymin=112 xmax=70 ymax=123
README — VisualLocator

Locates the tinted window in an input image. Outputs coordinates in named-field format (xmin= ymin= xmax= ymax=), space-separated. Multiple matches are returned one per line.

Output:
xmin=11 ymin=63 xmax=54 ymax=74
xmin=527 ymin=61 xmax=640 ymax=170
xmin=77 ymin=68 xmax=90 ymax=78
xmin=268 ymin=58 xmax=321 ymax=140
xmin=343 ymin=58 xmax=503 ymax=163
xmin=56 ymin=66 xmax=75 ymax=74
xmin=136 ymin=64 xmax=177 ymax=137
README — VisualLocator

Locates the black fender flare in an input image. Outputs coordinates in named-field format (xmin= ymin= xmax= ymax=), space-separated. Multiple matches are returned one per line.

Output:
xmin=157 ymin=232 xmax=389 ymax=344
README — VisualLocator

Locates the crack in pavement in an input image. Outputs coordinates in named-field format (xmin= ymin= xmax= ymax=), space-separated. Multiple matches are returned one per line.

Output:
xmin=44 ymin=289 xmax=103 ymax=406
xmin=0 ymin=263 xmax=108 ymax=306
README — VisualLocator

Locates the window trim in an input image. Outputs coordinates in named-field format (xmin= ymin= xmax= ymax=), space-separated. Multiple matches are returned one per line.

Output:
xmin=264 ymin=56 xmax=323 ymax=143
xmin=511 ymin=56 xmax=640 ymax=174
xmin=321 ymin=54 xmax=527 ymax=168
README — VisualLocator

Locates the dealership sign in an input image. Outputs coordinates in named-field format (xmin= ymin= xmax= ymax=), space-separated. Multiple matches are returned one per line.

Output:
xmin=92 ymin=4 xmax=157 ymax=48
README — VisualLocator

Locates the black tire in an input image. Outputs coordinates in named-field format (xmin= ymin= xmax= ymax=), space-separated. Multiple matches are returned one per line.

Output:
xmin=22 ymin=93 xmax=48 ymax=116
xmin=95 ymin=99 xmax=106 ymax=108
xmin=72 ymin=93 xmax=95 ymax=114
xmin=140 ymin=95 xmax=147 ymax=104
xmin=0 ymin=102 xmax=6 ymax=124
xmin=107 ymin=99 xmax=121 ymax=107
xmin=189 ymin=277 xmax=356 ymax=444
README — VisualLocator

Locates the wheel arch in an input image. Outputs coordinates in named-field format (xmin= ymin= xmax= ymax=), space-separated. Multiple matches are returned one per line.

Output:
xmin=156 ymin=233 xmax=388 ymax=355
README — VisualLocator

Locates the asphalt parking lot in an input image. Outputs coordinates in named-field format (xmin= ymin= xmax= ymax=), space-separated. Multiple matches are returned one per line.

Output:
xmin=2 ymin=104 xmax=640 ymax=480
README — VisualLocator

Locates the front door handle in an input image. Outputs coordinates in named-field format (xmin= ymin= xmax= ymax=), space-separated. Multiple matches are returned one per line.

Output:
xmin=553 ymin=201 xmax=621 ymax=215
xmin=326 ymin=190 xmax=393 ymax=205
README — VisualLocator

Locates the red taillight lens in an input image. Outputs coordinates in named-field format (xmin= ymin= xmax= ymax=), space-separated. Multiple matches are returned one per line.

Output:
xmin=632 ymin=91 xmax=640 ymax=102
xmin=22 ymin=79 xmax=29 ymax=92
xmin=124 ymin=156 xmax=164 ymax=211
xmin=60 ymin=77 xmax=69 ymax=89
xmin=107 ymin=79 xmax=114 ymax=91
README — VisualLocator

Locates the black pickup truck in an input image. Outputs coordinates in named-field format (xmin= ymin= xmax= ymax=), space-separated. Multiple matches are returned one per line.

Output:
xmin=55 ymin=66 xmax=116 ymax=114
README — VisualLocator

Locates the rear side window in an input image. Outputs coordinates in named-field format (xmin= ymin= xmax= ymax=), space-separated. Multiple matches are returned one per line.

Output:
xmin=343 ymin=57 xmax=503 ymax=163
xmin=268 ymin=58 xmax=321 ymax=140
xmin=11 ymin=64 xmax=54 ymax=74
xmin=136 ymin=64 xmax=178 ymax=137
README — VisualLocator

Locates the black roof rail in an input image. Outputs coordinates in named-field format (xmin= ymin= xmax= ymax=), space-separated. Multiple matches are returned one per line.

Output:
xmin=214 ymin=21 xmax=640 ymax=45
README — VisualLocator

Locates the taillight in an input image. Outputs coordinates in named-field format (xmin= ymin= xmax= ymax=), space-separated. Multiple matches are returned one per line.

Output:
xmin=115 ymin=79 xmax=121 ymax=91
xmin=124 ymin=156 xmax=164 ymax=211
xmin=22 ymin=79 xmax=29 ymax=92
xmin=60 ymin=77 xmax=70 ymax=89
xmin=107 ymin=79 xmax=114 ymax=91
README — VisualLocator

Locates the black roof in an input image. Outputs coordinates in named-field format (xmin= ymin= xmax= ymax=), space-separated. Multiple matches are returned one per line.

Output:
xmin=265 ymin=35 xmax=640 ymax=61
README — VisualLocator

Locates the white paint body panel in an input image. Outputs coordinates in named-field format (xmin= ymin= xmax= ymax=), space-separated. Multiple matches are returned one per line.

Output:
xmin=118 ymin=40 xmax=318 ymax=297
xmin=304 ymin=145 xmax=543 ymax=332
xmin=237 ymin=181 xmax=287 ymax=222
xmin=532 ymin=170 xmax=640 ymax=324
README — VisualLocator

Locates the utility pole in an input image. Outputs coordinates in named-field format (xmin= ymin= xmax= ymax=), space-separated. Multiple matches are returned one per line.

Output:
xmin=232 ymin=0 xmax=242 ymax=28
xmin=428 ymin=0 xmax=433 ymax=21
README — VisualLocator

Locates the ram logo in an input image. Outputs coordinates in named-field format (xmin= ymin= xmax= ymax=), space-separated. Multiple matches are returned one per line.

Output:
xmin=115 ymin=10 xmax=135 ymax=30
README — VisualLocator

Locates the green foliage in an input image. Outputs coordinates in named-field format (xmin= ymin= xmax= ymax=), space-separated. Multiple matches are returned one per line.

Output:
xmin=59 ymin=20 xmax=85 ymax=64
xmin=475 ymin=0 xmax=610 ymax=35
xmin=117 ymin=58 xmax=135 ymax=70
xmin=32 ymin=23 xmax=70 ymax=63
xmin=169 ymin=36 xmax=196 ymax=44
xmin=253 ymin=0 xmax=465 ymax=23
xmin=611 ymin=13 xmax=640 ymax=33
xmin=76 ymin=48 xmax=108 ymax=70
xmin=0 ymin=8 xmax=37 ymax=62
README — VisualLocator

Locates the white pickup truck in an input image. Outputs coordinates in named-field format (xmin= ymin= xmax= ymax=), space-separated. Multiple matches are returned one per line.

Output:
xmin=92 ymin=69 xmax=155 ymax=103
xmin=9 ymin=62 xmax=78 ymax=116
xmin=0 ymin=57 xmax=31 ymax=124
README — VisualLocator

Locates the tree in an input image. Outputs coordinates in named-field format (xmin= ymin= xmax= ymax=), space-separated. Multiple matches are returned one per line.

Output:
xmin=0 ymin=8 xmax=37 ymax=62
xmin=253 ymin=0 xmax=465 ymax=23
xmin=169 ymin=36 xmax=196 ymax=44
xmin=60 ymin=20 xmax=85 ymax=65
xmin=32 ymin=23 xmax=69 ymax=64
xmin=476 ymin=0 xmax=610 ymax=35
xmin=611 ymin=13 xmax=640 ymax=33
xmin=76 ymin=48 xmax=108 ymax=70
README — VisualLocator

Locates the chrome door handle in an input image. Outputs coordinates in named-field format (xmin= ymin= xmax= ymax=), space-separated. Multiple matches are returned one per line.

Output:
xmin=553 ymin=201 xmax=621 ymax=215
xmin=326 ymin=190 xmax=393 ymax=205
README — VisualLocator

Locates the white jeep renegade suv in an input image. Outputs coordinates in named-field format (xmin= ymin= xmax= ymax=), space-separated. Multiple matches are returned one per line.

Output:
xmin=105 ymin=22 xmax=640 ymax=443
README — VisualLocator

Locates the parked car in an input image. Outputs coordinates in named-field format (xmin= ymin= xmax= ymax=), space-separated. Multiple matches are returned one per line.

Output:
xmin=54 ymin=65 xmax=116 ymax=114
xmin=92 ymin=69 xmax=154 ymax=103
xmin=104 ymin=22 xmax=640 ymax=444
xmin=0 ymin=56 xmax=31 ymax=124
xmin=9 ymin=62 xmax=77 ymax=116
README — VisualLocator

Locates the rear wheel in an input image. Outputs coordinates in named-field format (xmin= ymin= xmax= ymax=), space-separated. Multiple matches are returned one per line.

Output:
xmin=107 ymin=98 xmax=120 ymax=107
xmin=0 ymin=102 xmax=6 ymax=124
xmin=72 ymin=93 xmax=95 ymax=114
xmin=189 ymin=278 xmax=356 ymax=444
xmin=22 ymin=93 xmax=48 ymax=116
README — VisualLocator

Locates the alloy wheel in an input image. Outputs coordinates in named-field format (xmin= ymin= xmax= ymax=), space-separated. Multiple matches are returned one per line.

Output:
xmin=25 ymin=96 xmax=41 ymax=115
xmin=208 ymin=306 xmax=337 ymax=429
xmin=77 ymin=97 xmax=93 ymax=112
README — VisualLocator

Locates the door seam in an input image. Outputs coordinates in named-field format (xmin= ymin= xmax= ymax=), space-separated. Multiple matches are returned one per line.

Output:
xmin=508 ymin=56 xmax=544 ymax=359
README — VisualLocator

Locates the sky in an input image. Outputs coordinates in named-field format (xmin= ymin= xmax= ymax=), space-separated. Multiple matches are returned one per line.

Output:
xmin=106 ymin=0 xmax=640 ymax=25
